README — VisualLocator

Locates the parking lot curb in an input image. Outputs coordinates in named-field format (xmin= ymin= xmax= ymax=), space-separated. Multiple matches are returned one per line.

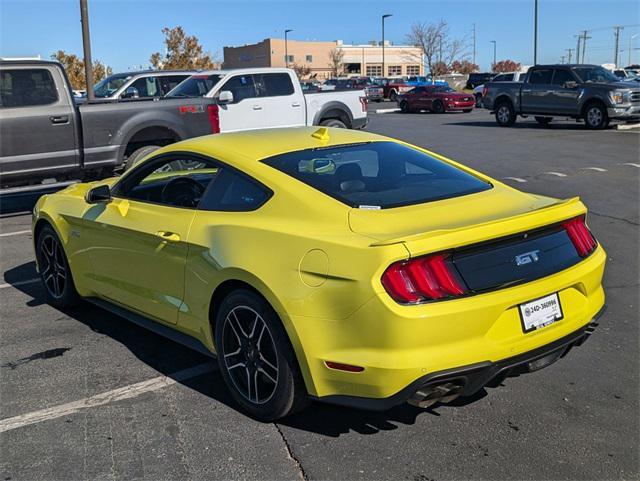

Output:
xmin=616 ymin=122 xmax=640 ymax=130
xmin=375 ymin=108 xmax=400 ymax=114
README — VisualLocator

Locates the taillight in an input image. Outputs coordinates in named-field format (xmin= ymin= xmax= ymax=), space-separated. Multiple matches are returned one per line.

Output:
xmin=381 ymin=252 xmax=468 ymax=304
xmin=359 ymin=96 xmax=367 ymax=112
xmin=207 ymin=104 xmax=220 ymax=134
xmin=482 ymin=86 xmax=488 ymax=97
xmin=563 ymin=216 xmax=597 ymax=257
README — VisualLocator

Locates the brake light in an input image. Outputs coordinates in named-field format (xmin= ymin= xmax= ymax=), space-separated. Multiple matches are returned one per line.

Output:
xmin=359 ymin=96 xmax=367 ymax=112
xmin=207 ymin=104 xmax=220 ymax=134
xmin=482 ymin=86 xmax=488 ymax=97
xmin=563 ymin=216 xmax=597 ymax=257
xmin=381 ymin=252 xmax=468 ymax=304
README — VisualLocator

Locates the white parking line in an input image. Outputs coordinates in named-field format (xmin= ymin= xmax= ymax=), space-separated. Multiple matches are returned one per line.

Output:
xmin=0 ymin=278 xmax=40 ymax=290
xmin=374 ymin=108 xmax=400 ymax=114
xmin=0 ymin=229 xmax=31 ymax=237
xmin=0 ymin=362 xmax=215 ymax=433
xmin=502 ymin=177 xmax=528 ymax=183
xmin=580 ymin=167 xmax=608 ymax=172
xmin=621 ymin=162 xmax=640 ymax=168
xmin=541 ymin=172 xmax=567 ymax=177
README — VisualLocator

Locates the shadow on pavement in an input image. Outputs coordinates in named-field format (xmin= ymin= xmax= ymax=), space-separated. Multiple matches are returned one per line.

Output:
xmin=441 ymin=119 xmax=606 ymax=131
xmin=4 ymin=261 xmax=489 ymax=437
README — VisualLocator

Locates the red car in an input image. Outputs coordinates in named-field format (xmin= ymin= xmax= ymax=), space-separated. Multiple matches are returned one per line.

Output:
xmin=397 ymin=85 xmax=475 ymax=113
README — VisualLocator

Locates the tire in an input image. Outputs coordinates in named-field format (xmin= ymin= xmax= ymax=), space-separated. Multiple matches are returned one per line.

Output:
xmin=583 ymin=102 xmax=609 ymax=130
xmin=495 ymin=100 xmax=516 ymax=126
xmin=400 ymin=100 xmax=410 ymax=113
xmin=535 ymin=116 xmax=552 ymax=126
xmin=124 ymin=145 xmax=160 ymax=171
xmin=463 ymin=109 xmax=473 ymax=113
xmin=320 ymin=118 xmax=347 ymax=129
xmin=432 ymin=100 xmax=445 ymax=114
xmin=36 ymin=224 xmax=80 ymax=308
xmin=474 ymin=93 xmax=482 ymax=107
xmin=389 ymin=90 xmax=398 ymax=102
xmin=214 ymin=289 xmax=308 ymax=421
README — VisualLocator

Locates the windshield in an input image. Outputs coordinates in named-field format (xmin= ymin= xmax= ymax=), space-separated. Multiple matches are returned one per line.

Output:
xmin=263 ymin=141 xmax=491 ymax=209
xmin=572 ymin=66 xmax=619 ymax=83
xmin=93 ymin=74 xmax=131 ymax=98
xmin=166 ymin=74 xmax=224 ymax=97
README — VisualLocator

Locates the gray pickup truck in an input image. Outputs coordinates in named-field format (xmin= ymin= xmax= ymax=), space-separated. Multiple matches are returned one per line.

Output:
xmin=0 ymin=60 xmax=218 ymax=188
xmin=482 ymin=64 xmax=640 ymax=129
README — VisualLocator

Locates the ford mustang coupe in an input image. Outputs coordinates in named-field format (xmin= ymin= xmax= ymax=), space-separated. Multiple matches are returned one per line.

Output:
xmin=32 ymin=127 xmax=606 ymax=421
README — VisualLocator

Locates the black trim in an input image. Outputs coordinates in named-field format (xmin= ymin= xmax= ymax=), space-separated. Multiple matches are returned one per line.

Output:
xmin=352 ymin=117 xmax=368 ymax=130
xmin=313 ymin=305 xmax=605 ymax=411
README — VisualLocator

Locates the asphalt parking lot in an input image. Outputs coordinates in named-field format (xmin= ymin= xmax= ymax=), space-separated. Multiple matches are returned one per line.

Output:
xmin=1 ymin=108 xmax=638 ymax=481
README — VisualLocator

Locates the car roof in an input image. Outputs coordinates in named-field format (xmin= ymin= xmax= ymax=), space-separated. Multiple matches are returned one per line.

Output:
xmin=108 ymin=70 xmax=197 ymax=77
xmin=163 ymin=127 xmax=386 ymax=163
xmin=189 ymin=67 xmax=293 ymax=76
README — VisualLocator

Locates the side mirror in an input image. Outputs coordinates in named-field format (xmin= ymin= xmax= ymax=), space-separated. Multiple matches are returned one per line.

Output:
xmin=564 ymin=81 xmax=578 ymax=89
xmin=85 ymin=184 xmax=111 ymax=204
xmin=122 ymin=87 xmax=139 ymax=99
xmin=218 ymin=90 xmax=234 ymax=104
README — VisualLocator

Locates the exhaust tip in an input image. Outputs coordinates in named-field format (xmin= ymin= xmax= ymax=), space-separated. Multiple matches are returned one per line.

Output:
xmin=407 ymin=382 xmax=464 ymax=409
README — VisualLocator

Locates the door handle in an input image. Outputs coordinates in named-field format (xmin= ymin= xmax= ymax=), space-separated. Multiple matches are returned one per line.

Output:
xmin=156 ymin=231 xmax=181 ymax=242
xmin=252 ymin=105 xmax=263 ymax=110
xmin=50 ymin=115 xmax=69 ymax=124
xmin=291 ymin=102 xmax=301 ymax=107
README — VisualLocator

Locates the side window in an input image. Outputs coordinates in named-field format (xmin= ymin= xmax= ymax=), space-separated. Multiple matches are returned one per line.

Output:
xmin=221 ymin=75 xmax=257 ymax=102
xmin=254 ymin=73 xmax=294 ymax=97
xmin=199 ymin=169 xmax=270 ymax=212
xmin=128 ymin=77 xmax=159 ymax=97
xmin=0 ymin=68 xmax=58 ymax=108
xmin=552 ymin=69 xmax=576 ymax=86
xmin=159 ymin=75 xmax=189 ymax=95
xmin=117 ymin=155 xmax=219 ymax=208
xmin=528 ymin=69 xmax=553 ymax=84
xmin=492 ymin=74 xmax=506 ymax=82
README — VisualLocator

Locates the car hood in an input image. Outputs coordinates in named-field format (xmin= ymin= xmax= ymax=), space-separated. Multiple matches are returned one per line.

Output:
xmin=348 ymin=183 xmax=587 ymax=256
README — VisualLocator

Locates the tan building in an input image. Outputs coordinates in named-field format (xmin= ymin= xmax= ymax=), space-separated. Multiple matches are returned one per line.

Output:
xmin=223 ymin=38 xmax=423 ymax=79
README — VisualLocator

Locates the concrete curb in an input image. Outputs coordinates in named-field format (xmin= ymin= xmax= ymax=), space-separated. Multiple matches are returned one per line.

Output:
xmin=616 ymin=122 xmax=640 ymax=130
xmin=374 ymin=108 xmax=400 ymax=114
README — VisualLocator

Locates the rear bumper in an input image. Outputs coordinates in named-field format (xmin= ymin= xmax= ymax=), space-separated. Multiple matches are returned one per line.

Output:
xmin=315 ymin=306 xmax=604 ymax=411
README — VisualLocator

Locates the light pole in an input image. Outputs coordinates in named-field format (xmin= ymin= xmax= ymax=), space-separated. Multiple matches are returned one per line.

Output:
xmin=533 ymin=0 xmax=538 ymax=65
xmin=79 ymin=0 xmax=94 ymax=100
xmin=490 ymin=40 xmax=497 ymax=71
xmin=630 ymin=33 xmax=639 ymax=66
xmin=284 ymin=29 xmax=293 ymax=68
xmin=382 ymin=14 xmax=392 ymax=77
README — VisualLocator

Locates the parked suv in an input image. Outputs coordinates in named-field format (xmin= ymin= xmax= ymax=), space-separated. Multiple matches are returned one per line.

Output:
xmin=482 ymin=64 xmax=640 ymax=129
xmin=90 ymin=70 xmax=196 ymax=100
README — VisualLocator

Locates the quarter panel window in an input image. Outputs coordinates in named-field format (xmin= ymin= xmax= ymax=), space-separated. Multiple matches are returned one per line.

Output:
xmin=0 ymin=69 xmax=58 ymax=108
xmin=529 ymin=69 xmax=553 ymax=84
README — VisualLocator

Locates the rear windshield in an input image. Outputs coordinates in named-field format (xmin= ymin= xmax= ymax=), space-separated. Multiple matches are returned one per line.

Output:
xmin=263 ymin=141 xmax=491 ymax=209
xmin=167 ymin=74 xmax=224 ymax=97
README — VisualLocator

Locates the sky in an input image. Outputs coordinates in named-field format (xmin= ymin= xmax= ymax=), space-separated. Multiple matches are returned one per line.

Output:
xmin=1 ymin=0 xmax=639 ymax=73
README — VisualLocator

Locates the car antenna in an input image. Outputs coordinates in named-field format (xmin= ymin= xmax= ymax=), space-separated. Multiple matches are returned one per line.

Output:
xmin=311 ymin=127 xmax=330 ymax=141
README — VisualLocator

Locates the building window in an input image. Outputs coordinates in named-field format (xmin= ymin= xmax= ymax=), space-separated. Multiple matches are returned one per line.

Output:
xmin=366 ymin=65 xmax=382 ymax=76
xmin=306 ymin=55 xmax=313 ymax=63
xmin=345 ymin=63 xmax=361 ymax=74
xmin=387 ymin=65 xmax=402 ymax=76
xmin=406 ymin=65 xmax=420 ymax=75
xmin=284 ymin=55 xmax=294 ymax=63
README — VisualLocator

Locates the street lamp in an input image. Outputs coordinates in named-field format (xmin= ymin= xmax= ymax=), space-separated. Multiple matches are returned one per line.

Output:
xmin=630 ymin=33 xmax=639 ymax=66
xmin=490 ymin=40 xmax=497 ymax=71
xmin=533 ymin=0 xmax=538 ymax=65
xmin=284 ymin=29 xmax=293 ymax=68
xmin=79 ymin=0 xmax=94 ymax=100
xmin=382 ymin=14 xmax=393 ymax=77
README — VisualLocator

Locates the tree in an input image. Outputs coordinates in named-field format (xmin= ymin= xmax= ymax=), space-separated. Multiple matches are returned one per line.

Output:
xmin=292 ymin=63 xmax=311 ymax=78
xmin=430 ymin=61 xmax=450 ymax=76
xmin=492 ymin=59 xmax=522 ymax=73
xmin=405 ymin=20 xmax=467 ymax=77
xmin=50 ymin=50 xmax=112 ymax=90
xmin=328 ymin=48 xmax=344 ymax=77
xmin=150 ymin=26 xmax=217 ymax=70
xmin=450 ymin=60 xmax=479 ymax=74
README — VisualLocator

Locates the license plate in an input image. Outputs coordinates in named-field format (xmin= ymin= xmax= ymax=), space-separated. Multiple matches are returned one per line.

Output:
xmin=518 ymin=293 xmax=563 ymax=333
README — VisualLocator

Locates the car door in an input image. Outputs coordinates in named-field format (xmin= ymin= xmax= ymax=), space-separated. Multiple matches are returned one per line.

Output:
xmin=216 ymin=74 xmax=264 ymax=132
xmin=0 ymin=65 xmax=78 ymax=179
xmin=421 ymin=87 xmax=436 ymax=110
xmin=548 ymin=69 xmax=580 ymax=115
xmin=521 ymin=68 xmax=554 ymax=113
xmin=253 ymin=73 xmax=305 ymax=128
xmin=83 ymin=153 xmax=220 ymax=324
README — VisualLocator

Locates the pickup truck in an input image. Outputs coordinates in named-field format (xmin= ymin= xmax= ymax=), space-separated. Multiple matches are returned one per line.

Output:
xmin=166 ymin=68 xmax=368 ymax=130
xmin=482 ymin=64 xmax=640 ymax=129
xmin=473 ymin=71 xmax=527 ymax=107
xmin=0 ymin=62 xmax=367 ymax=188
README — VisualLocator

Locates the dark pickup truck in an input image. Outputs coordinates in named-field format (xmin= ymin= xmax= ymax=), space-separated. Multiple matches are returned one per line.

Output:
xmin=0 ymin=60 xmax=220 ymax=188
xmin=482 ymin=64 xmax=640 ymax=129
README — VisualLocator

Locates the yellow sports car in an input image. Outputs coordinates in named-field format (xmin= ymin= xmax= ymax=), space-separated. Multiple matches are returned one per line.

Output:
xmin=32 ymin=127 xmax=606 ymax=420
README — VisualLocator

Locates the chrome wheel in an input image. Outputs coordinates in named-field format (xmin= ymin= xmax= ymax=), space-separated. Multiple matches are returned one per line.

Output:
xmin=497 ymin=105 xmax=511 ymax=123
xmin=221 ymin=306 xmax=279 ymax=405
xmin=39 ymin=234 xmax=67 ymax=299
xmin=587 ymin=106 xmax=602 ymax=127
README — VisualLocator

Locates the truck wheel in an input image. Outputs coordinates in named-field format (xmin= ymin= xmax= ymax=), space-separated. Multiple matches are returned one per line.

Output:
xmin=495 ymin=101 xmax=516 ymax=126
xmin=474 ymin=93 xmax=482 ymax=107
xmin=125 ymin=145 xmax=160 ymax=171
xmin=583 ymin=103 xmax=609 ymax=130
xmin=400 ymin=101 xmax=410 ymax=113
xmin=432 ymin=100 xmax=445 ymax=114
xmin=535 ymin=116 xmax=552 ymax=126
xmin=320 ymin=119 xmax=347 ymax=129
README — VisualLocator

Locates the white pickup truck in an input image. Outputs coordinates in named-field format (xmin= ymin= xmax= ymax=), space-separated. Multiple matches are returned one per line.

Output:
xmin=166 ymin=68 xmax=368 ymax=131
